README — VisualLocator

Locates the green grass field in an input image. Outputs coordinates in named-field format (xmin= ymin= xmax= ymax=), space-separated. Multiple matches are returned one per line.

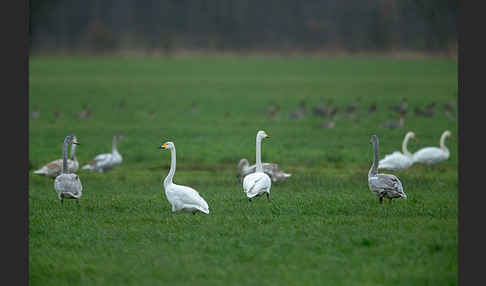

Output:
xmin=29 ymin=56 xmax=458 ymax=286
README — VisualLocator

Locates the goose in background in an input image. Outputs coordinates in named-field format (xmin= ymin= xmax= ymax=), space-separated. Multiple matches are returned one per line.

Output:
xmin=368 ymin=135 xmax=407 ymax=204
xmin=82 ymin=135 xmax=123 ymax=173
xmin=243 ymin=130 xmax=272 ymax=202
xmin=76 ymin=104 xmax=93 ymax=120
xmin=158 ymin=141 xmax=210 ymax=214
xmin=389 ymin=97 xmax=408 ymax=114
xmin=380 ymin=114 xmax=405 ymax=129
xmin=34 ymin=135 xmax=80 ymax=178
xmin=378 ymin=131 xmax=417 ymax=170
xmin=368 ymin=102 xmax=377 ymax=114
xmin=30 ymin=104 xmax=40 ymax=120
xmin=54 ymin=135 xmax=82 ymax=204
xmin=412 ymin=130 xmax=453 ymax=165
xmin=237 ymin=158 xmax=291 ymax=183
xmin=289 ymin=100 xmax=307 ymax=120
xmin=266 ymin=102 xmax=281 ymax=120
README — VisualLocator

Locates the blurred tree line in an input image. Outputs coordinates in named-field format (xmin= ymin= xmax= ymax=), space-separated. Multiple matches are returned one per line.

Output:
xmin=29 ymin=0 xmax=457 ymax=55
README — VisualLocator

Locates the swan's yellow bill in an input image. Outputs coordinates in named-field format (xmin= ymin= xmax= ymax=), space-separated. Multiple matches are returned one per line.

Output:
xmin=161 ymin=143 xmax=167 ymax=149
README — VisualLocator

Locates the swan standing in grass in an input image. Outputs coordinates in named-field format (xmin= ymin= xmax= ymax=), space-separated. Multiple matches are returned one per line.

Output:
xmin=378 ymin=131 xmax=417 ymax=170
xmin=368 ymin=135 xmax=407 ymax=204
xmin=34 ymin=135 xmax=80 ymax=178
xmin=412 ymin=130 xmax=452 ymax=165
xmin=243 ymin=130 xmax=272 ymax=202
xmin=158 ymin=141 xmax=210 ymax=214
xmin=82 ymin=135 xmax=123 ymax=173
xmin=237 ymin=158 xmax=291 ymax=183
xmin=54 ymin=135 xmax=82 ymax=204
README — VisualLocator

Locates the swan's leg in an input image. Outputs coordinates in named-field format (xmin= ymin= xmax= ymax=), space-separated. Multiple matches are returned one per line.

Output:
xmin=378 ymin=196 xmax=383 ymax=204
xmin=266 ymin=192 xmax=270 ymax=201
xmin=61 ymin=198 xmax=64 ymax=205
xmin=76 ymin=199 xmax=80 ymax=206
xmin=388 ymin=198 xmax=392 ymax=204
xmin=248 ymin=198 xmax=252 ymax=202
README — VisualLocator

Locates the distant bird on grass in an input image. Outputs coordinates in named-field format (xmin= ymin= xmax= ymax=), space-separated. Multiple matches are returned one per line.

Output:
xmin=76 ymin=105 xmax=93 ymax=119
xmin=368 ymin=135 xmax=407 ymax=204
xmin=289 ymin=100 xmax=307 ymax=120
xmin=54 ymin=135 xmax=82 ymax=205
xmin=368 ymin=102 xmax=377 ymax=114
xmin=82 ymin=135 xmax=123 ymax=173
xmin=266 ymin=103 xmax=281 ymax=120
xmin=389 ymin=97 xmax=408 ymax=114
xmin=380 ymin=114 xmax=405 ymax=129
xmin=158 ymin=141 xmax=210 ymax=214
xmin=30 ymin=104 xmax=40 ymax=120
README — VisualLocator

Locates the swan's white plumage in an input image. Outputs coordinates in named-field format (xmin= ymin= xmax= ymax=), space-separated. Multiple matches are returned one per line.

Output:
xmin=159 ymin=141 xmax=210 ymax=214
xmin=82 ymin=135 xmax=123 ymax=173
xmin=165 ymin=183 xmax=209 ymax=214
xmin=412 ymin=130 xmax=452 ymax=165
xmin=243 ymin=172 xmax=272 ymax=198
xmin=378 ymin=131 xmax=416 ymax=170
xmin=242 ymin=130 xmax=272 ymax=200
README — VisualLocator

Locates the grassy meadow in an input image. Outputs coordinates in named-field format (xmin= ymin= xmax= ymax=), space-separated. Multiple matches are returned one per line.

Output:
xmin=29 ymin=56 xmax=458 ymax=286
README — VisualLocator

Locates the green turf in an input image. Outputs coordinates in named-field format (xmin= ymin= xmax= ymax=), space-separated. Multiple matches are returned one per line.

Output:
xmin=29 ymin=55 xmax=458 ymax=286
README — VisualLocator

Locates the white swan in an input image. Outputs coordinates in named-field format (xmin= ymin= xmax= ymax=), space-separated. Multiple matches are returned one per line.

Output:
xmin=378 ymin=131 xmax=417 ymax=170
xmin=82 ymin=135 xmax=123 ymax=173
xmin=237 ymin=158 xmax=291 ymax=183
xmin=412 ymin=130 xmax=452 ymax=165
xmin=368 ymin=135 xmax=407 ymax=203
xmin=243 ymin=130 xmax=272 ymax=201
xmin=54 ymin=135 xmax=83 ymax=204
xmin=34 ymin=135 xmax=80 ymax=178
xmin=159 ymin=141 xmax=210 ymax=214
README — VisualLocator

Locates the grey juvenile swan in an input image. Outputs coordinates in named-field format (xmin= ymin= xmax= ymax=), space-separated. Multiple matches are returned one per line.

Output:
xmin=237 ymin=158 xmax=291 ymax=183
xmin=34 ymin=135 xmax=80 ymax=178
xmin=368 ymin=135 xmax=407 ymax=204
xmin=54 ymin=135 xmax=83 ymax=204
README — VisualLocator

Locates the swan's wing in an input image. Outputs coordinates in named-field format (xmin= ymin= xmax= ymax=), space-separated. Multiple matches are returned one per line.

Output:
xmin=93 ymin=153 xmax=112 ymax=162
xmin=54 ymin=174 xmax=83 ymax=199
xmin=172 ymin=185 xmax=209 ymax=212
xmin=370 ymin=174 xmax=403 ymax=193
xmin=378 ymin=152 xmax=412 ymax=169
xmin=243 ymin=172 xmax=271 ymax=197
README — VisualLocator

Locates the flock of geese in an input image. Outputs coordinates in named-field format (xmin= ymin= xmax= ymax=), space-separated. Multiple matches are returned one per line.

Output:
xmin=33 ymin=127 xmax=453 ymax=210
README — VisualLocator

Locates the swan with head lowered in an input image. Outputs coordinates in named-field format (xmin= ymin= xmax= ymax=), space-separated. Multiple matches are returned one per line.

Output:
xmin=158 ymin=141 xmax=210 ymax=214
xmin=34 ymin=135 xmax=80 ymax=178
xmin=243 ymin=130 xmax=272 ymax=202
xmin=237 ymin=158 xmax=291 ymax=183
xmin=82 ymin=135 xmax=123 ymax=173
xmin=378 ymin=131 xmax=417 ymax=170
xmin=412 ymin=130 xmax=453 ymax=165
xmin=368 ymin=135 xmax=407 ymax=204
xmin=54 ymin=135 xmax=83 ymax=204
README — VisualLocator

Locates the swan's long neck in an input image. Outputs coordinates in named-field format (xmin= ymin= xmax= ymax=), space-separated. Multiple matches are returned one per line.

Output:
xmin=70 ymin=141 xmax=77 ymax=160
xmin=255 ymin=136 xmax=263 ymax=172
xmin=61 ymin=138 xmax=69 ymax=174
xmin=402 ymin=134 xmax=412 ymax=156
xmin=164 ymin=147 xmax=176 ymax=188
xmin=112 ymin=136 xmax=118 ymax=154
xmin=440 ymin=133 xmax=450 ymax=154
xmin=369 ymin=140 xmax=379 ymax=177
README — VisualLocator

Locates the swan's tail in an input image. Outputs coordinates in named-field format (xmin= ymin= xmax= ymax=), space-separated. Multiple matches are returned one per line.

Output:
xmin=33 ymin=167 xmax=47 ymax=175
xmin=81 ymin=164 xmax=95 ymax=170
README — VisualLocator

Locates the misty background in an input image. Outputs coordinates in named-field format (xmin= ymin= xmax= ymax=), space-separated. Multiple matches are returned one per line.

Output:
xmin=29 ymin=0 xmax=457 ymax=56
